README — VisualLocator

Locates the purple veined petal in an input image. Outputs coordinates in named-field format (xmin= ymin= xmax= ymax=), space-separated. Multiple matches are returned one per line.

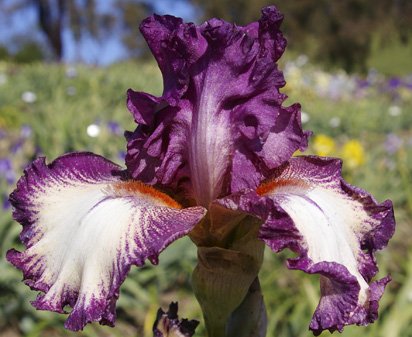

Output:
xmin=216 ymin=156 xmax=395 ymax=334
xmin=153 ymin=302 xmax=199 ymax=337
xmin=126 ymin=6 xmax=309 ymax=206
xmin=7 ymin=153 xmax=206 ymax=331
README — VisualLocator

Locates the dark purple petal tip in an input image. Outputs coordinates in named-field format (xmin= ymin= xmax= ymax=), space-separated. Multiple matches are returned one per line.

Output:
xmin=153 ymin=302 xmax=199 ymax=337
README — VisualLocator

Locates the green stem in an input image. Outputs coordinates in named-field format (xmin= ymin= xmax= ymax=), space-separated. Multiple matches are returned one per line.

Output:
xmin=190 ymin=213 xmax=266 ymax=337
xmin=203 ymin=320 xmax=226 ymax=337
xmin=226 ymin=277 xmax=267 ymax=337
xmin=192 ymin=244 xmax=265 ymax=337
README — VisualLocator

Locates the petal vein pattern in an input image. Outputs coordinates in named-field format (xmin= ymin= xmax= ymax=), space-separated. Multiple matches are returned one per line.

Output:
xmin=7 ymin=153 xmax=206 ymax=331
xmin=126 ymin=6 xmax=309 ymax=205
xmin=217 ymin=156 xmax=395 ymax=334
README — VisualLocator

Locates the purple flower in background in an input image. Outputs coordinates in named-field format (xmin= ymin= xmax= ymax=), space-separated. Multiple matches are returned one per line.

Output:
xmin=20 ymin=125 xmax=32 ymax=138
xmin=388 ymin=77 xmax=402 ymax=89
xmin=0 ymin=158 xmax=12 ymax=173
xmin=356 ymin=78 xmax=370 ymax=90
xmin=2 ymin=194 xmax=11 ymax=210
xmin=118 ymin=150 xmax=126 ymax=161
xmin=0 ymin=158 xmax=16 ymax=184
xmin=405 ymin=79 xmax=412 ymax=90
xmin=7 ymin=6 xmax=395 ymax=336
xmin=384 ymin=133 xmax=403 ymax=155
xmin=11 ymin=141 xmax=23 ymax=155
xmin=107 ymin=121 xmax=123 ymax=135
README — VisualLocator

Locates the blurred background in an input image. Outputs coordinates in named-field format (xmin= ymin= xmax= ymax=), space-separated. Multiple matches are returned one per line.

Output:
xmin=0 ymin=0 xmax=412 ymax=336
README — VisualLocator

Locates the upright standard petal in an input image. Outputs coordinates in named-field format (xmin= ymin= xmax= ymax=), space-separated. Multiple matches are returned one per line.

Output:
xmin=7 ymin=153 xmax=206 ymax=331
xmin=126 ymin=6 xmax=309 ymax=206
xmin=217 ymin=156 xmax=395 ymax=334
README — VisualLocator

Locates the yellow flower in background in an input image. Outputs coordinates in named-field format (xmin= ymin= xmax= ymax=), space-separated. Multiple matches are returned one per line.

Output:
xmin=342 ymin=140 xmax=365 ymax=169
xmin=313 ymin=134 xmax=336 ymax=156
xmin=398 ymin=87 xmax=412 ymax=102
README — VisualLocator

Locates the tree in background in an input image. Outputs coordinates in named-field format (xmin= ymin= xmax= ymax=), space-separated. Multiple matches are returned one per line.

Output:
xmin=34 ymin=0 xmax=65 ymax=60
xmin=0 ymin=0 xmax=110 ymax=61
xmin=191 ymin=0 xmax=412 ymax=72
xmin=0 ymin=0 xmax=410 ymax=69
xmin=0 ymin=0 xmax=152 ymax=62
xmin=117 ymin=0 xmax=154 ymax=59
xmin=34 ymin=0 xmax=121 ymax=61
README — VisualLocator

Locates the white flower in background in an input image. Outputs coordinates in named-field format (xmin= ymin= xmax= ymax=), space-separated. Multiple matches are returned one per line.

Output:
xmin=66 ymin=66 xmax=77 ymax=78
xmin=325 ymin=71 xmax=357 ymax=100
xmin=388 ymin=105 xmax=402 ymax=117
xmin=301 ymin=111 xmax=310 ymax=124
xmin=21 ymin=91 xmax=37 ymax=103
xmin=0 ymin=73 xmax=7 ymax=85
xmin=329 ymin=117 xmax=341 ymax=128
xmin=66 ymin=86 xmax=77 ymax=96
xmin=296 ymin=54 xmax=308 ymax=67
xmin=314 ymin=71 xmax=331 ymax=97
xmin=366 ymin=68 xmax=384 ymax=85
xmin=86 ymin=124 xmax=100 ymax=137
xmin=284 ymin=62 xmax=303 ymax=88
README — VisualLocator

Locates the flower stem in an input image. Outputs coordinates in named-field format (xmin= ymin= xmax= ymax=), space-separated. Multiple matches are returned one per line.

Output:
xmin=192 ymin=244 xmax=265 ymax=337
xmin=226 ymin=277 xmax=267 ymax=337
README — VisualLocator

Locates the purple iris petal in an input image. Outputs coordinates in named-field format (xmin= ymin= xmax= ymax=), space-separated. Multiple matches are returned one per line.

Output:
xmin=7 ymin=152 xmax=206 ymax=331
xmin=216 ymin=156 xmax=395 ymax=334
xmin=153 ymin=302 xmax=199 ymax=337
xmin=126 ymin=6 xmax=309 ymax=206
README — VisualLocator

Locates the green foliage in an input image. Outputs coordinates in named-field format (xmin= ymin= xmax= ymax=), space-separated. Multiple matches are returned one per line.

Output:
xmin=0 ymin=45 xmax=10 ymax=61
xmin=0 ymin=0 xmax=154 ymax=62
xmin=266 ymin=58 xmax=412 ymax=337
xmin=117 ymin=0 xmax=154 ymax=59
xmin=191 ymin=0 xmax=412 ymax=73
xmin=368 ymin=36 xmax=412 ymax=76
xmin=1 ymin=59 xmax=412 ymax=337
xmin=14 ymin=43 xmax=45 ymax=64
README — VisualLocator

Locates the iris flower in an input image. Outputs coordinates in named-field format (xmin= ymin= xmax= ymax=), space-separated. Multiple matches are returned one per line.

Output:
xmin=7 ymin=6 xmax=395 ymax=336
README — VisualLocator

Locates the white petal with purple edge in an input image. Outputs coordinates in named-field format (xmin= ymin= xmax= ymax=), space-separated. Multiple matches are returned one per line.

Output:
xmin=216 ymin=155 xmax=394 ymax=334
xmin=272 ymin=181 xmax=371 ymax=302
xmin=7 ymin=153 xmax=206 ymax=331
xmin=255 ymin=156 xmax=395 ymax=333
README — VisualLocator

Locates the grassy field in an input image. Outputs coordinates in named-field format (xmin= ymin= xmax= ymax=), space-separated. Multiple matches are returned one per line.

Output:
xmin=1 ymin=58 xmax=412 ymax=337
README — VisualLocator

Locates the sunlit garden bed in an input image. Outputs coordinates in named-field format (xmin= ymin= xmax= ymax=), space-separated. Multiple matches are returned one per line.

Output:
xmin=1 ymin=59 xmax=412 ymax=337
